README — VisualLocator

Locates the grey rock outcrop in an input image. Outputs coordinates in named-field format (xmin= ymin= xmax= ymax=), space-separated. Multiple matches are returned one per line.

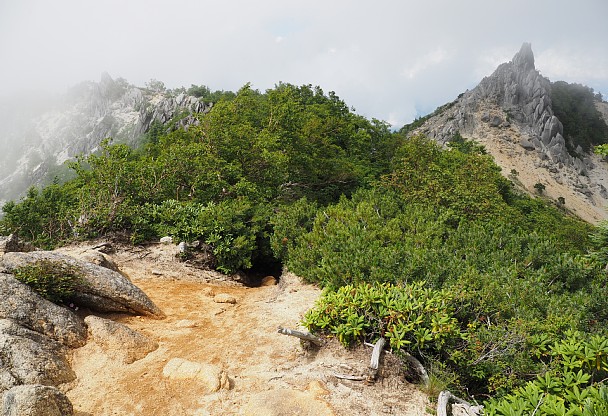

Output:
xmin=0 ymin=235 xmax=34 ymax=257
xmin=0 ymin=73 xmax=212 ymax=204
xmin=2 ymin=384 xmax=73 ymax=416
xmin=0 ymin=319 xmax=75 ymax=390
xmin=0 ymin=274 xmax=86 ymax=348
xmin=424 ymin=43 xmax=573 ymax=166
xmin=1 ymin=251 xmax=165 ymax=318
xmin=410 ymin=43 xmax=608 ymax=222
xmin=84 ymin=315 xmax=158 ymax=364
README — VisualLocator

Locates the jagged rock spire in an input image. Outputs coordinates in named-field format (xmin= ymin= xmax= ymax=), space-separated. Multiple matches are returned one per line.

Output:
xmin=512 ymin=42 xmax=535 ymax=71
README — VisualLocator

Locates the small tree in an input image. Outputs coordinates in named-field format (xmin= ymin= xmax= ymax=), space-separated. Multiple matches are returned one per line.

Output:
xmin=534 ymin=182 xmax=545 ymax=194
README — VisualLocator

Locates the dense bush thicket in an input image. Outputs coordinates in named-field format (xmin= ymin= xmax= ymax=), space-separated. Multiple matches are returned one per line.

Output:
xmin=1 ymin=83 xmax=395 ymax=271
xmin=2 ymin=82 xmax=608 ymax=412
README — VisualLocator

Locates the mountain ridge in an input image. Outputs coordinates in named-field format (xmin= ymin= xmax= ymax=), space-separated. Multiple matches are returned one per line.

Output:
xmin=410 ymin=43 xmax=608 ymax=223
xmin=0 ymin=75 xmax=211 ymax=205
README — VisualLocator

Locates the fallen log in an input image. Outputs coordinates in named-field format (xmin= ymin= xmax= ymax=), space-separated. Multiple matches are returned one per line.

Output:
xmin=437 ymin=390 xmax=483 ymax=416
xmin=277 ymin=327 xmax=323 ymax=346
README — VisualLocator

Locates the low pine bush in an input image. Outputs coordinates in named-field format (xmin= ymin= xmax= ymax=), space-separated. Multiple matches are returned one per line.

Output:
xmin=13 ymin=260 xmax=85 ymax=303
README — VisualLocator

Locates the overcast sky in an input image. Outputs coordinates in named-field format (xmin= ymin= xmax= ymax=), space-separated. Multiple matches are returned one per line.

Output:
xmin=1 ymin=0 xmax=607 ymax=127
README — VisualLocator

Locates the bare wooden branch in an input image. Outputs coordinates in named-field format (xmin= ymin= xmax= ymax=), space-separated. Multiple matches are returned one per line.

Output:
xmin=277 ymin=327 xmax=323 ymax=346
xmin=403 ymin=352 xmax=430 ymax=387
xmin=437 ymin=391 xmax=451 ymax=416
xmin=367 ymin=337 xmax=386 ymax=381
xmin=333 ymin=373 xmax=365 ymax=381
xmin=91 ymin=242 xmax=113 ymax=253
xmin=363 ymin=340 xmax=429 ymax=386
xmin=437 ymin=390 xmax=483 ymax=416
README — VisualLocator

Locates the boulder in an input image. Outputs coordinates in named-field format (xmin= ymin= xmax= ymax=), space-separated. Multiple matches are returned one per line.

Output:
xmin=520 ymin=137 xmax=536 ymax=151
xmin=0 ymin=319 xmax=75 ymax=390
xmin=2 ymin=384 xmax=73 ymax=416
xmin=0 ymin=234 xmax=34 ymax=256
xmin=79 ymin=251 xmax=122 ymax=274
xmin=0 ymin=274 xmax=87 ymax=348
xmin=489 ymin=115 xmax=502 ymax=127
xmin=1 ymin=252 xmax=164 ymax=318
xmin=162 ymin=358 xmax=229 ymax=394
xmin=260 ymin=276 xmax=278 ymax=286
xmin=84 ymin=315 xmax=158 ymax=364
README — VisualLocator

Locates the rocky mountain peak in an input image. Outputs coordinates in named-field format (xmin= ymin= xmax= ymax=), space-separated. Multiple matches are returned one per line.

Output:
xmin=410 ymin=43 xmax=608 ymax=223
xmin=512 ymin=42 xmax=535 ymax=71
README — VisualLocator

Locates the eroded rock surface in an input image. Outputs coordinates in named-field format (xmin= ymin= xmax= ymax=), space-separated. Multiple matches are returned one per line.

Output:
xmin=412 ymin=43 xmax=608 ymax=223
xmin=84 ymin=315 xmax=158 ymax=364
xmin=0 ymin=274 xmax=86 ymax=348
xmin=1 ymin=251 xmax=164 ymax=318
xmin=422 ymin=43 xmax=571 ymax=165
xmin=162 ymin=358 xmax=229 ymax=394
xmin=2 ymin=384 xmax=73 ymax=416
xmin=0 ymin=319 xmax=75 ymax=391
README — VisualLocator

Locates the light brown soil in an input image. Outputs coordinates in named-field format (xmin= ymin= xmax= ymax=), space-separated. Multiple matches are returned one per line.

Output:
xmin=59 ymin=243 xmax=430 ymax=415
xmin=466 ymin=104 xmax=608 ymax=224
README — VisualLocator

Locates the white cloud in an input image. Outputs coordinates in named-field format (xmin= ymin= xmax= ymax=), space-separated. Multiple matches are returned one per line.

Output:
xmin=538 ymin=47 xmax=608 ymax=82
xmin=0 ymin=0 xmax=606 ymax=126
xmin=404 ymin=48 xmax=451 ymax=80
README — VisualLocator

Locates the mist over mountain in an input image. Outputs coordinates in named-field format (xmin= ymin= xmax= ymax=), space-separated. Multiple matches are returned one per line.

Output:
xmin=3 ymin=43 xmax=608 ymax=415
xmin=2 ymin=43 xmax=608 ymax=225
xmin=0 ymin=75 xmax=211 ymax=205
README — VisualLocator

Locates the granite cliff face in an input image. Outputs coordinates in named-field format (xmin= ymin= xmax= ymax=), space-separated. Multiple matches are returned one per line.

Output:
xmin=0 ymin=74 xmax=211 ymax=205
xmin=413 ymin=43 xmax=608 ymax=223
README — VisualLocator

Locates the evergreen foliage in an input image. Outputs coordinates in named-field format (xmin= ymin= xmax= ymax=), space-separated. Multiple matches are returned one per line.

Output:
xmin=551 ymin=81 xmax=608 ymax=154
xmin=13 ymin=260 xmax=85 ymax=303
xmin=1 ymin=82 xmax=608 ymax=409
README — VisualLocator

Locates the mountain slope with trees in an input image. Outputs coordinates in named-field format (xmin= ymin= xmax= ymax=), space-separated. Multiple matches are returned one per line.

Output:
xmin=2 ymin=56 xmax=608 ymax=413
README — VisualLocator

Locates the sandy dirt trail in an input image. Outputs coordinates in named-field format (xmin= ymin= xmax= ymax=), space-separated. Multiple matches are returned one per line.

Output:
xmin=60 ymin=243 xmax=429 ymax=415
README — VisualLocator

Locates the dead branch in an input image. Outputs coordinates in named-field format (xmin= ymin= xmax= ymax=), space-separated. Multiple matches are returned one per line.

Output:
xmin=437 ymin=390 xmax=483 ymax=416
xmin=334 ymin=373 xmax=365 ymax=381
xmin=277 ymin=327 xmax=323 ymax=346
xmin=367 ymin=337 xmax=386 ymax=382
xmin=363 ymin=340 xmax=429 ymax=386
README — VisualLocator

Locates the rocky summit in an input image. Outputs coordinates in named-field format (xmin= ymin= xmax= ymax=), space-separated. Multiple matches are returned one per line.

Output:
xmin=0 ymin=74 xmax=211 ymax=205
xmin=411 ymin=43 xmax=608 ymax=223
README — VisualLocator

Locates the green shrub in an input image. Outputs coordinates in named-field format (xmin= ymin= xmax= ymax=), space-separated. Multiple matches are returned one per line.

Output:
xmin=269 ymin=197 xmax=318 ymax=262
xmin=132 ymin=197 xmax=270 ymax=274
xmin=485 ymin=331 xmax=608 ymax=415
xmin=13 ymin=260 xmax=85 ymax=303
xmin=1 ymin=183 xmax=77 ymax=249
xmin=303 ymin=281 xmax=463 ymax=353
